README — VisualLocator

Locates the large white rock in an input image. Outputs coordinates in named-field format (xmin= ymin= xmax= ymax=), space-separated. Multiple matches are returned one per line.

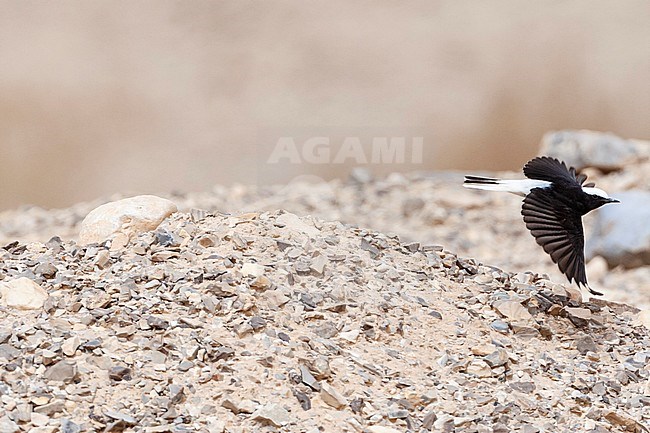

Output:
xmin=540 ymin=130 xmax=648 ymax=171
xmin=0 ymin=277 xmax=49 ymax=310
xmin=79 ymin=195 xmax=177 ymax=249
xmin=586 ymin=191 xmax=650 ymax=268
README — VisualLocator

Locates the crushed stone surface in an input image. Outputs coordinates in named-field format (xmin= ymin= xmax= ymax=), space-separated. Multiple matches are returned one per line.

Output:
xmin=0 ymin=206 xmax=648 ymax=432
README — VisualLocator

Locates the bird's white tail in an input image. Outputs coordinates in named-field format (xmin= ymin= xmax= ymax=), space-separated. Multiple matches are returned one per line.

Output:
xmin=463 ymin=176 xmax=551 ymax=197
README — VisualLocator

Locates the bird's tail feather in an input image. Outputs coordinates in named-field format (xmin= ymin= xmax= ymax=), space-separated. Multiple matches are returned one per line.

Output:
xmin=463 ymin=175 xmax=500 ymax=184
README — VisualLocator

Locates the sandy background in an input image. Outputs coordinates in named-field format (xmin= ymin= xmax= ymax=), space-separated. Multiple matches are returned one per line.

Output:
xmin=0 ymin=1 xmax=649 ymax=210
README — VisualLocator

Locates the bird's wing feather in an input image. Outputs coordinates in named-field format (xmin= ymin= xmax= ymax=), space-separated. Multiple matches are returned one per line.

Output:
xmin=523 ymin=156 xmax=584 ymax=186
xmin=521 ymin=187 xmax=588 ymax=287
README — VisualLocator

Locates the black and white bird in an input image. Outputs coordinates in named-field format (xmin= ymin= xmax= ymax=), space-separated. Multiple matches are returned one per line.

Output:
xmin=463 ymin=156 xmax=619 ymax=296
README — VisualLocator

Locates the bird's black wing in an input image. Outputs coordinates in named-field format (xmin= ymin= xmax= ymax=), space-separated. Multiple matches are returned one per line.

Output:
xmin=523 ymin=157 xmax=583 ymax=186
xmin=521 ymin=187 xmax=593 ymax=291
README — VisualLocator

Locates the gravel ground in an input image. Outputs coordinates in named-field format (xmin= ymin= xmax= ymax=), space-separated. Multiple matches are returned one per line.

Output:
xmin=0 ymin=162 xmax=648 ymax=433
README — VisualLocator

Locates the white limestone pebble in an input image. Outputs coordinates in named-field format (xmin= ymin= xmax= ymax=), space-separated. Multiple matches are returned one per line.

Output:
xmin=0 ymin=277 xmax=48 ymax=310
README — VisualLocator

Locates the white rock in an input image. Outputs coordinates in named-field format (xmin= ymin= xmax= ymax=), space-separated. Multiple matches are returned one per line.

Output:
xmin=251 ymin=403 xmax=290 ymax=427
xmin=62 ymin=336 xmax=80 ymax=357
xmin=320 ymin=382 xmax=347 ymax=409
xmin=30 ymin=412 xmax=49 ymax=427
xmin=493 ymin=300 xmax=532 ymax=322
xmin=275 ymin=212 xmax=320 ymax=237
xmin=0 ymin=417 xmax=19 ymax=433
xmin=338 ymin=329 xmax=360 ymax=343
xmin=79 ymin=195 xmax=177 ymax=249
xmin=466 ymin=359 xmax=492 ymax=378
xmin=241 ymin=262 xmax=265 ymax=277
xmin=0 ymin=277 xmax=48 ymax=310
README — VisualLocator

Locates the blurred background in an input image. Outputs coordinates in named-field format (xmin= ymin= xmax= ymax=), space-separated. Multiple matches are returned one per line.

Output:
xmin=0 ymin=0 xmax=649 ymax=210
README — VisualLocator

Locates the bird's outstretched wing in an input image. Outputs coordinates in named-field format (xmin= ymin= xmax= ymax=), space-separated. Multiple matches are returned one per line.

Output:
xmin=523 ymin=156 xmax=587 ymax=186
xmin=521 ymin=187 xmax=602 ymax=295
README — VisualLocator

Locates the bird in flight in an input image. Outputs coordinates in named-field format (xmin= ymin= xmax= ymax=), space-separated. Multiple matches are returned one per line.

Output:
xmin=463 ymin=156 xmax=619 ymax=296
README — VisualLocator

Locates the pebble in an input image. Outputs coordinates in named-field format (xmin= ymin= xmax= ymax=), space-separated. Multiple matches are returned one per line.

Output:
xmin=59 ymin=419 xmax=81 ymax=433
xmin=43 ymin=360 xmax=78 ymax=383
xmin=466 ymin=360 xmax=492 ymax=378
xmin=493 ymin=300 xmax=533 ymax=322
xmin=575 ymin=335 xmax=599 ymax=354
xmin=300 ymin=365 xmax=320 ymax=391
xmin=0 ymin=418 xmax=19 ymax=433
xmin=108 ymin=366 xmax=132 ymax=381
xmin=484 ymin=349 xmax=509 ymax=368
xmin=251 ymin=403 xmax=290 ymax=427
xmin=320 ymin=382 xmax=348 ymax=409
xmin=0 ymin=277 xmax=49 ymax=310
xmin=61 ymin=336 xmax=80 ymax=356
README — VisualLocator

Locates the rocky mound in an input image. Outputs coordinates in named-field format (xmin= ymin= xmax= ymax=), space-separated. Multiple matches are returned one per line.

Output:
xmin=0 ymin=208 xmax=648 ymax=433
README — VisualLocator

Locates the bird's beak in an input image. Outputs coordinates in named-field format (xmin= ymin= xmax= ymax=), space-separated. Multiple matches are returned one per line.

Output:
xmin=607 ymin=198 xmax=620 ymax=203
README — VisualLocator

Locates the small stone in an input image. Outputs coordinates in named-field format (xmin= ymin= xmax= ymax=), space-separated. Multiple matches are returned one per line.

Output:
xmin=34 ymin=263 xmax=58 ymax=279
xmin=147 ymin=315 xmax=169 ymax=330
xmin=241 ymin=262 xmax=265 ymax=277
xmin=576 ymin=335 xmax=599 ymax=354
xmin=474 ymin=274 xmax=493 ymax=284
xmin=338 ymin=329 xmax=360 ymax=342
xmin=168 ymin=385 xmax=185 ymax=405
xmin=33 ymin=400 xmax=64 ymax=415
xmin=511 ymin=323 xmax=540 ymax=338
xmin=300 ymin=365 xmax=320 ymax=391
xmin=61 ymin=336 xmax=80 ymax=357
xmin=490 ymin=320 xmax=510 ymax=333
xmin=310 ymin=254 xmax=328 ymax=275
xmin=471 ymin=344 xmax=496 ymax=356
xmin=493 ymin=300 xmax=533 ymax=322
xmin=94 ymin=249 xmax=111 ymax=269
xmin=604 ymin=410 xmax=644 ymax=432
xmin=43 ymin=360 xmax=78 ymax=383
xmin=59 ymin=419 xmax=81 ymax=433
xmin=312 ymin=322 xmax=338 ymax=339
xmin=0 ymin=277 xmax=49 ymax=310
xmin=387 ymin=408 xmax=409 ymax=419
xmin=104 ymin=410 xmax=137 ymax=425
xmin=320 ymin=382 xmax=347 ymax=409
xmin=422 ymin=411 xmax=437 ymax=429
xmin=249 ymin=316 xmax=266 ymax=331
xmin=564 ymin=286 xmax=583 ymax=303
xmin=0 ymin=417 xmax=19 ymax=433
xmin=509 ymin=382 xmax=536 ymax=393
xmin=30 ymin=412 xmax=49 ymax=427
xmin=251 ymin=403 xmax=290 ymax=427
xmin=250 ymin=276 xmax=272 ymax=291
xmin=484 ymin=349 xmax=509 ymax=368
xmin=178 ymin=360 xmax=194 ymax=372
xmin=433 ymin=414 xmax=454 ymax=431
xmin=292 ymin=389 xmax=311 ymax=410
xmin=564 ymin=307 xmax=592 ymax=327
xmin=466 ymin=360 xmax=492 ymax=378
xmin=0 ymin=344 xmax=21 ymax=361
xmin=109 ymin=366 xmax=132 ymax=381
xmin=312 ymin=356 xmax=331 ymax=379
xmin=221 ymin=397 xmax=255 ymax=415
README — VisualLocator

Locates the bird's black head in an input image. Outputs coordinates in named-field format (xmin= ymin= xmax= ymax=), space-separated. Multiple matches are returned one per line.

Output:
xmin=584 ymin=187 xmax=620 ymax=209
